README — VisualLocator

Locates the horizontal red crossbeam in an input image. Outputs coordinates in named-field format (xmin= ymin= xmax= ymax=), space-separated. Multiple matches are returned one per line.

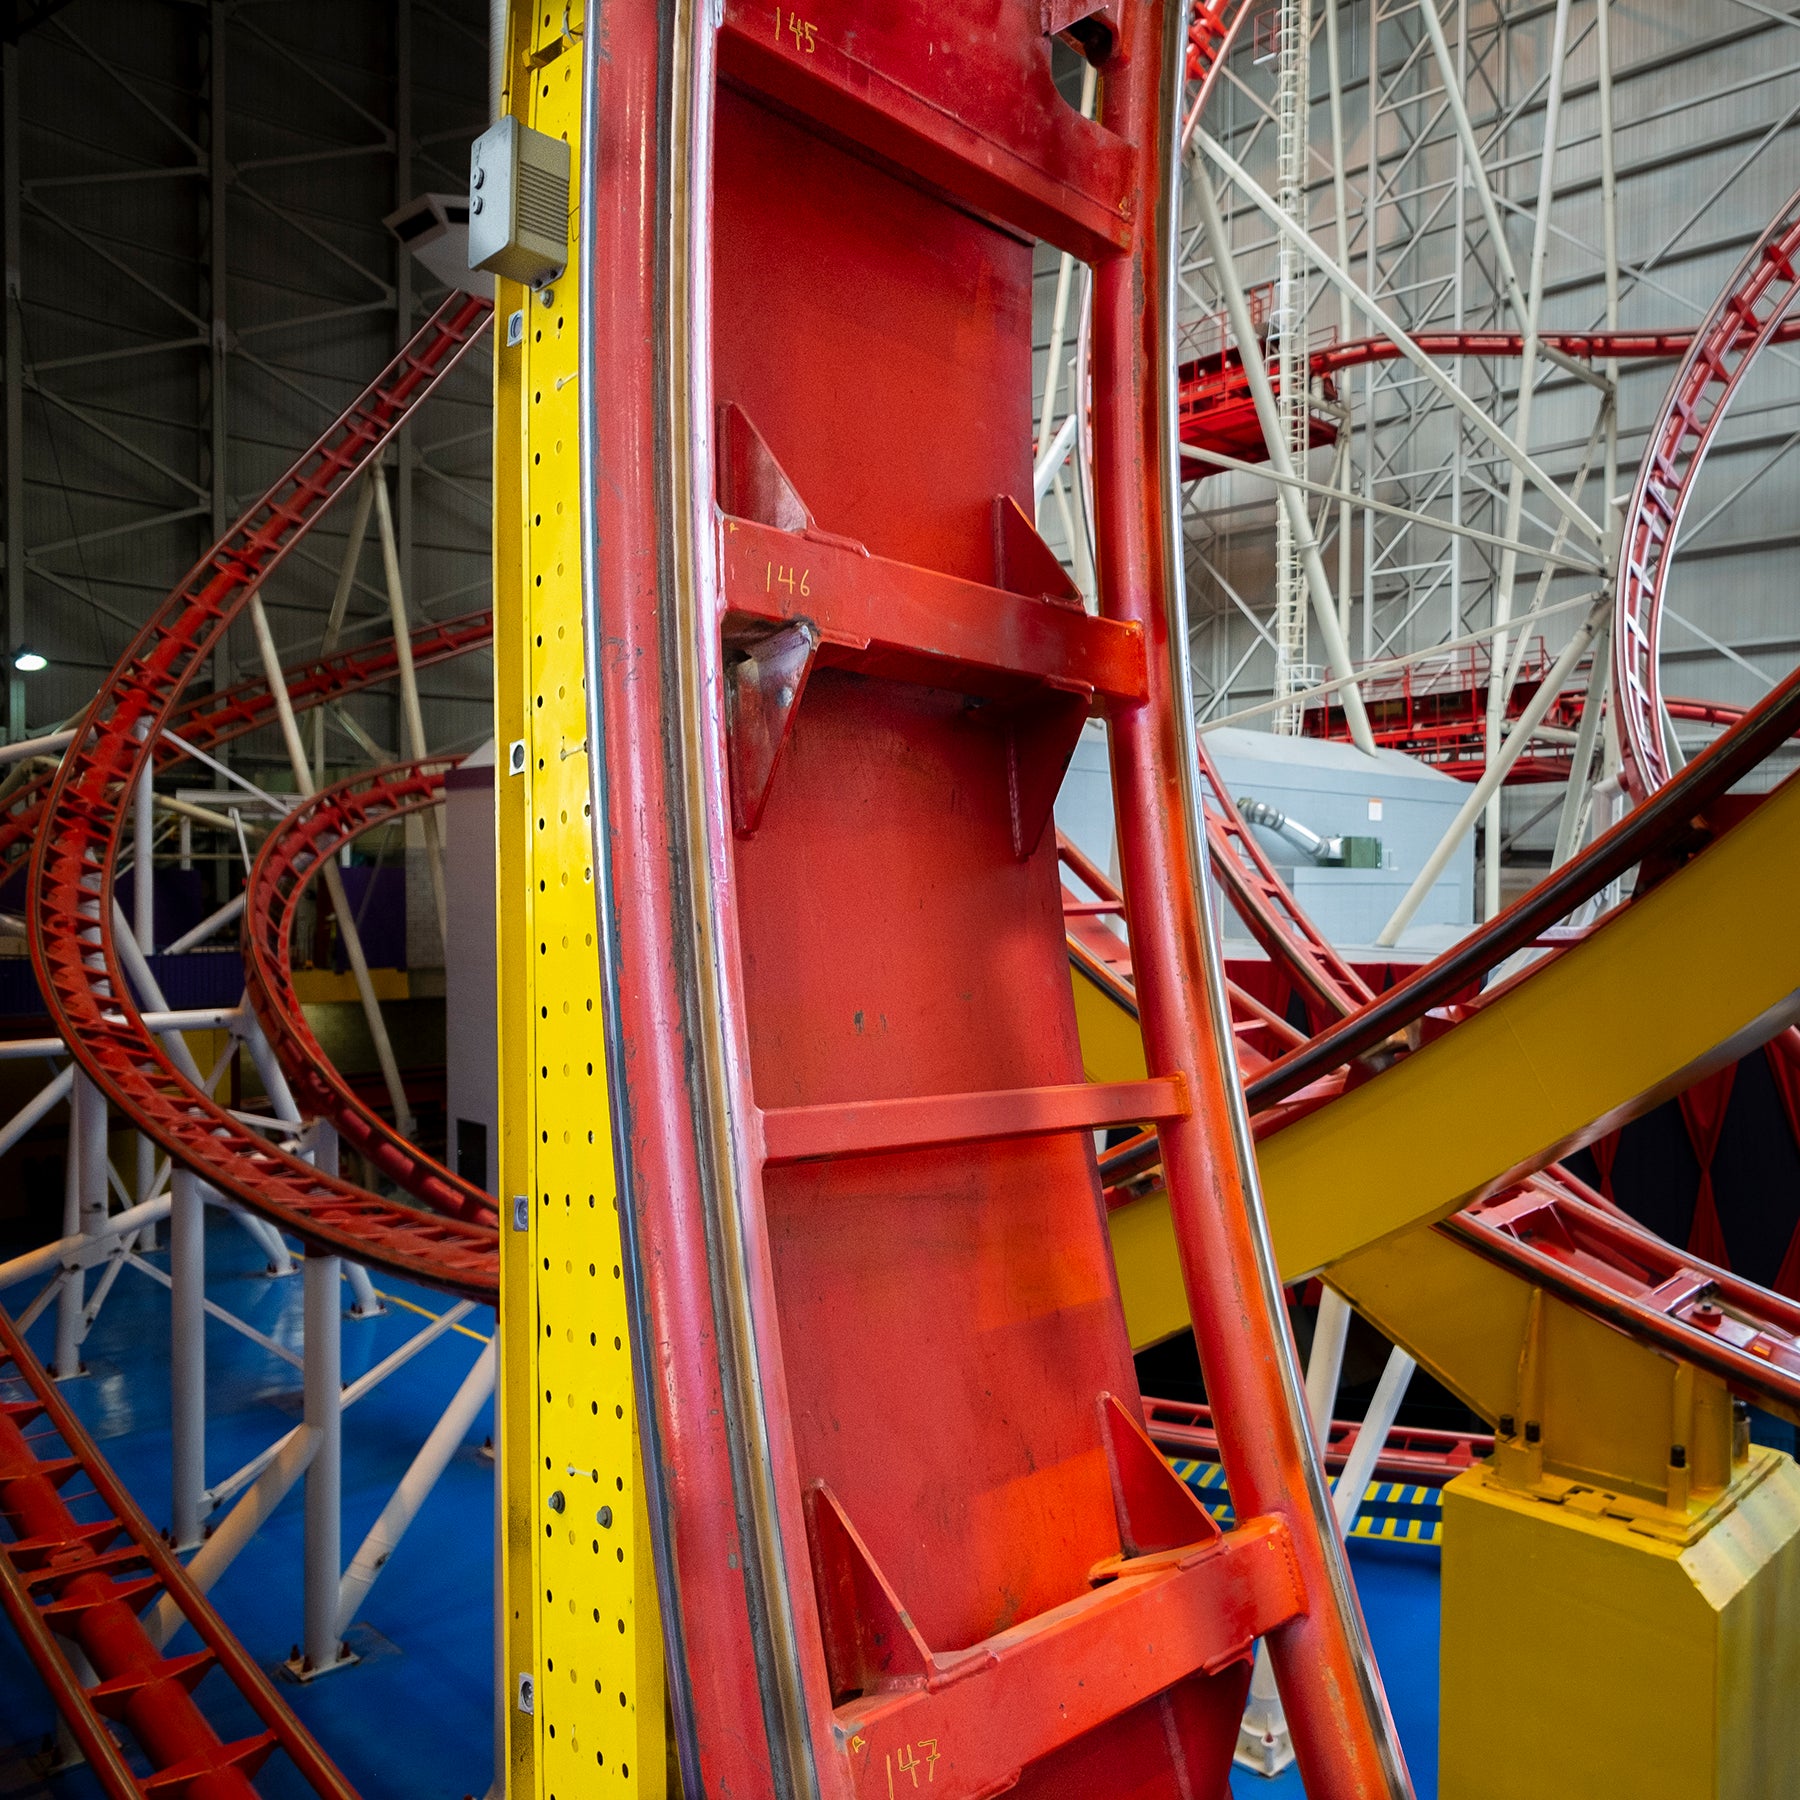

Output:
xmin=720 ymin=516 xmax=1146 ymax=704
xmin=760 ymin=1075 xmax=1187 ymax=1166
xmin=833 ymin=1516 xmax=1300 ymax=1800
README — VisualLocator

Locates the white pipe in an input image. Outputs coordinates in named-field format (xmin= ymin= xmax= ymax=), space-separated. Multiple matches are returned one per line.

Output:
xmin=169 ymin=1169 xmax=205 ymax=1551
xmin=370 ymin=470 xmax=449 ymax=951
xmin=1376 ymin=597 xmax=1610 ymax=946
xmin=238 ymin=1004 xmax=301 ymax=1126
xmin=134 ymin=724 xmax=154 ymax=955
xmin=0 ymin=1193 xmax=171 ymax=1292
xmin=1305 ymin=1286 xmax=1353 ymax=1441
xmin=316 ymin=476 xmax=377 ymax=790
xmin=147 ymin=1425 xmax=321 ymax=1652
xmin=164 ymin=892 xmax=245 ymax=954
xmin=334 ymin=1338 xmax=496 ymax=1637
xmin=247 ymin=590 xmax=416 ymax=1139
xmin=302 ymin=1253 xmax=345 ymax=1674
xmin=1191 ymin=161 xmax=1378 ymax=756
xmin=1196 ymin=129 xmax=1603 ymax=548
xmin=55 ymin=1094 xmax=86 ymax=1382
xmin=0 ymin=1063 xmax=71 ymax=1154
xmin=109 ymin=903 xmax=207 ymax=1089
xmin=1482 ymin=0 xmax=1575 ymax=922
xmin=1032 ymin=411 xmax=1079 ymax=506
xmin=1332 ymin=1348 xmax=1417 ymax=1535
xmin=0 ymin=726 xmax=74 ymax=766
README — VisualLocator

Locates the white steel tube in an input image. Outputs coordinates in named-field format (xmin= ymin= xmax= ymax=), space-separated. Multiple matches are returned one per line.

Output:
xmin=315 ymin=475 xmax=377 ymax=789
xmin=0 ymin=1192 xmax=170 ymax=1292
xmin=0 ymin=726 xmax=74 ymax=765
xmin=302 ymin=1253 xmax=344 ymax=1675
xmin=1191 ymin=162 xmax=1378 ymax=755
xmin=1332 ymin=1348 xmax=1417 ymax=1535
xmin=134 ymin=728 xmax=154 ymax=955
xmin=1482 ymin=0 xmax=1575 ymax=922
xmin=163 ymin=892 xmax=245 ymax=954
xmin=238 ymin=1003 xmax=300 ymax=1126
xmin=53 ymin=1077 xmax=82 ymax=1380
xmin=334 ymin=1337 xmax=496 ymax=1637
xmin=1377 ymin=596 xmax=1611 ymax=946
xmin=1305 ymin=1286 xmax=1354 ymax=1441
xmin=1196 ymin=129 xmax=1602 ymax=547
xmin=109 ymin=903 xmax=208 ymax=1088
xmin=370 ymin=470 xmax=449 ymax=950
xmin=147 ymin=1425 xmax=321 ymax=1652
xmin=247 ymin=591 xmax=416 ymax=1138
xmin=0 ymin=1063 xmax=71 ymax=1155
xmin=169 ymin=1168 xmax=205 ymax=1551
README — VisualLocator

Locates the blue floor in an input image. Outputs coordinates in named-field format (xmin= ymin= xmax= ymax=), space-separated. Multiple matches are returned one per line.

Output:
xmin=0 ymin=1223 xmax=1441 ymax=1799
xmin=1229 ymin=1538 xmax=1441 ymax=1799
xmin=0 ymin=1220 xmax=496 ymax=1800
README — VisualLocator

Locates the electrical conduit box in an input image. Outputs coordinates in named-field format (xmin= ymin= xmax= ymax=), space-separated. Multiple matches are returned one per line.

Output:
xmin=468 ymin=117 xmax=570 ymax=289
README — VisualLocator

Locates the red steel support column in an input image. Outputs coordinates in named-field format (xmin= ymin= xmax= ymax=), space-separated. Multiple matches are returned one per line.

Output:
xmin=1091 ymin=8 xmax=1409 ymax=1795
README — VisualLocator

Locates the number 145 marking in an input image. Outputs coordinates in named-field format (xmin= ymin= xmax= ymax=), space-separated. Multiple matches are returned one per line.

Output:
xmin=774 ymin=6 xmax=818 ymax=51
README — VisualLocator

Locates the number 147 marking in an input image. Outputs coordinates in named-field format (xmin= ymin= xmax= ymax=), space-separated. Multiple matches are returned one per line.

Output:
xmin=887 ymin=1741 xmax=940 ymax=1793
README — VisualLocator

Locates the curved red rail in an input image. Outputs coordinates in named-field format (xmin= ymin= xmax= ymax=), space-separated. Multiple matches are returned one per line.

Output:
xmin=1614 ymin=185 xmax=1800 ymax=799
xmin=1179 ymin=319 xmax=1800 ymax=435
xmin=242 ymin=759 xmax=494 ymax=1226
xmin=27 ymin=293 xmax=498 ymax=1302
xmin=0 ymin=609 xmax=492 ymax=891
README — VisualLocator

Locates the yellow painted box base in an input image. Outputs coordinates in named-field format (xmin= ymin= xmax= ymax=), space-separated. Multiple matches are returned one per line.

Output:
xmin=1440 ymin=1453 xmax=1800 ymax=1800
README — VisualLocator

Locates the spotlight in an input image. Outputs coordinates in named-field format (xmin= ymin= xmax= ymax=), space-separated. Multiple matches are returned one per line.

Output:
xmin=11 ymin=647 xmax=46 ymax=673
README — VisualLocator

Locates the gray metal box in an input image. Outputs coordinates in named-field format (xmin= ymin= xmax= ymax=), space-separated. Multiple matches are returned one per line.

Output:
xmin=468 ymin=117 xmax=570 ymax=289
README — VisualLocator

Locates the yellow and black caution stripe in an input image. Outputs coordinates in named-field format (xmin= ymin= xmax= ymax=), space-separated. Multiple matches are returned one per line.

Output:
xmin=1169 ymin=1458 xmax=1442 ymax=1547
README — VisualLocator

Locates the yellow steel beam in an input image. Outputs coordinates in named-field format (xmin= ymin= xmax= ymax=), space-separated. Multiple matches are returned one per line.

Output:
xmin=1110 ymin=770 xmax=1800 ymax=1351
xmin=494 ymin=7 xmax=665 ymax=1796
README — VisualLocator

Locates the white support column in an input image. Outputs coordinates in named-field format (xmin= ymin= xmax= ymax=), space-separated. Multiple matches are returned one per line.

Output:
xmin=1304 ymin=1285 xmax=1353 ymax=1440
xmin=300 ymin=1252 xmax=347 ymax=1677
xmin=1238 ymin=1282 xmax=1358 ymax=1778
xmin=1191 ymin=161 xmax=1378 ymax=755
xmin=315 ymin=1121 xmax=382 ymax=1320
xmin=1379 ymin=595 xmax=1611 ymax=946
xmin=53 ymin=1078 xmax=83 ymax=1380
xmin=1269 ymin=0 xmax=1314 ymax=732
xmin=134 ymin=733 xmax=155 ymax=957
xmin=149 ymin=1424 xmax=320 ymax=1653
xmin=247 ymin=592 xmax=416 ymax=1140
xmin=370 ymin=468 xmax=448 ymax=950
xmin=56 ymin=1071 xmax=110 ymax=1376
xmin=134 ymin=724 xmax=158 ymax=1225
xmin=169 ymin=1169 xmax=206 ymax=1551
xmin=334 ymin=1338 xmax=496 ymax=1637
xmin=1481 ymin=0 xmax=1574 ymax=921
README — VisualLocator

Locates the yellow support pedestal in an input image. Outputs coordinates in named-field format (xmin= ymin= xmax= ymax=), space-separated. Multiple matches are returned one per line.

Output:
xmin=1440 ymin=1451 xmax=1800 ymax=1800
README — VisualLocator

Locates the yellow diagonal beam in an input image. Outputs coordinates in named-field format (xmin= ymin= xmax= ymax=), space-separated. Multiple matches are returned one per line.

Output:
xmin=1109 ymin=772 xmax=1800 ymax=1351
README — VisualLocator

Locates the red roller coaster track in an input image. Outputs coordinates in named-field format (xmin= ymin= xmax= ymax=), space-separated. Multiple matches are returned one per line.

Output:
xmin=1615 ymin=187 xmax=1800 ymax=799
xmin=2 ymin=18 xmax=1795 ymax=1793
xmin=0 ymin=611 xmax=493 ymax=890
xmin=0 ymin=1308 xmax=361 ymax=1800
xmin=27 ymin=292 xmax=500 ymax=1302
xmin=242 ymin=760 xmax=494 ymax=1227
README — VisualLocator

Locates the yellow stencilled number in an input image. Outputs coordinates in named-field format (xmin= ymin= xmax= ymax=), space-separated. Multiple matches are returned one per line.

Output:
xmin=764 ymin=561 xmax=811 ymax=597
xmin=774 ymin=6 xmax=818 ymax=51
xmin=885 ymin=1740 xmax=941 ymax=1794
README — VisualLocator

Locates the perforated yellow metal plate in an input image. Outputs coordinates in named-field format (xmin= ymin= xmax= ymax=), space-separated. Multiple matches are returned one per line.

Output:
xmin=493 ymin=6 xmax=665 ymax=1794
